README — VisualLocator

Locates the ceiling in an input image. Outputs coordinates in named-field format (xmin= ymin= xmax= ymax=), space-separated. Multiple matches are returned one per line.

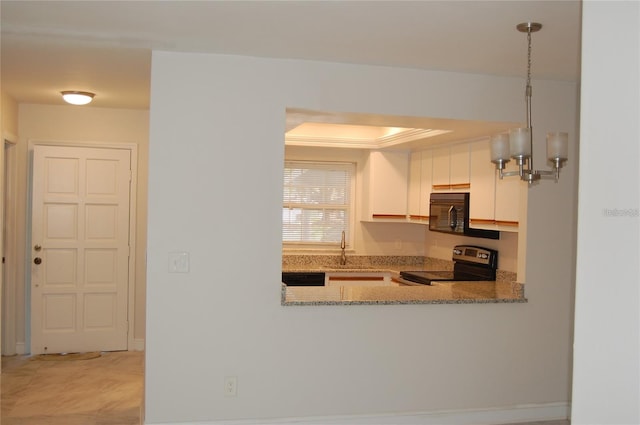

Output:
xmin=1 ymin=1 xmax=582 ymax=146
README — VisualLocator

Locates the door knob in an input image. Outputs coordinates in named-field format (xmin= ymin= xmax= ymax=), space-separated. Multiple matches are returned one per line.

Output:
xmin=34 ymin=257 xmax=42 ymax=265
xmin=34 ymin=244 xmax=42 ymax=251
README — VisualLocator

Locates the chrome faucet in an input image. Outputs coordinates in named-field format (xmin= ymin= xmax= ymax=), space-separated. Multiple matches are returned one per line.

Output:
xmin=340 ymin=230 xmax=347 ymax=265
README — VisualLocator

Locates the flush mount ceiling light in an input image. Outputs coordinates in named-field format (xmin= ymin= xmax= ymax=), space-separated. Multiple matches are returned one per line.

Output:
xmin=61 ymin=91 xmax=95 ymax=105
xmin=490 ymin=22 xmax=569 ymax=184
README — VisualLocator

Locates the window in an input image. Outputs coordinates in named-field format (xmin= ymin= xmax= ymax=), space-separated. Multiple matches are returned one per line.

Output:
xmin=283 ymin=161 xmax=355 ymax=246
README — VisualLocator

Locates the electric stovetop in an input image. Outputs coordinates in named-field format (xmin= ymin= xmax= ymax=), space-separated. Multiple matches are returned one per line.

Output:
xmin=398 ymin=270 xmax=456 ymax=285
xmin=399 ymin=245 xmax=498 ymax=285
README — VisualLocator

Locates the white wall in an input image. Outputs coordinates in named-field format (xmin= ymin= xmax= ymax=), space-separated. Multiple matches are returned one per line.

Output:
xmin=572 ymin=2 xmax=640 ymax=424
xmin=2 ymin=92 xmax=19 ymax=137
xmin=146 ymin=53 xmax=577 ymax=423
xmin=15 ymin=104 xmax=149 ymax=350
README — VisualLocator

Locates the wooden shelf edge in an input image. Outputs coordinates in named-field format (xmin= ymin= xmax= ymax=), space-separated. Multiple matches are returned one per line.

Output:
xmin=495 ymin=220 xmax=519 ymax=227
xmin=469 ymin=218 xmax=519 ymax=233
xmin=371 ymin=214 xmax=408 ymax=220
xmin=432 ymin=183 xmax=471 ymax=190
xmin=450 ymin=183 xmax=471 ymax=189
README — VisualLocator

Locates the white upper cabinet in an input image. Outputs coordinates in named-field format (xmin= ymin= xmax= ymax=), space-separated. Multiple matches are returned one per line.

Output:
xmin=450 ymin=144 xmax=471 ymax=189
xmin=364 ymin=150 xmax=410 ymax=220
xmin=407 ymin=150 xmax=432 ymax=221
xmin=469 ymin=139 xmax=496 ymax=224
xmin=362 ymin=140 xmax=521 ymax=230
xmin=494 ymin=160 xmax=521 ymax=225
xmin=468 ymin=139 xmax=521 ymax=230
xmin=432 ymin=144 xmax=470 ymax=191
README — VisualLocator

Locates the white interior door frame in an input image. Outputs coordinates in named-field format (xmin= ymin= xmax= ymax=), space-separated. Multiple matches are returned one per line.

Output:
xmin=27 ymin=140 xmax=138 ymax=351
xmin=2 ymin=133 xmax=18 ymax=355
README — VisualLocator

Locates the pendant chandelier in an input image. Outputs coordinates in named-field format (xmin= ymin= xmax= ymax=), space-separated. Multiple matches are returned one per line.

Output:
xmin=490 ymin=22 xmax=569 ymax=184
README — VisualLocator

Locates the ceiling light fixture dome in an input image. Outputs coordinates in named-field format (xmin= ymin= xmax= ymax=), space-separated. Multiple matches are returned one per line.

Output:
xmin=61 ymin=91 xmax=95 ymax=105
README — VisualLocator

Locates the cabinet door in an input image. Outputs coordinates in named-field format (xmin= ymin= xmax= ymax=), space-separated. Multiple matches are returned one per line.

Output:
xmin=431 ymin=146 xmax=451 ymax=190
xmin=407 ymin=150 xmax=432 ymax=220
xmin=368 ymin=151 xmax=409 ymax=219
xmin=419 ymin=149 xmax=433 ymax=217
xmin=495 ymin=160 xmax=521 ymax=225
xmin=449 ymin=143 xmax=470 ymax=189
xmin=431 ymin=145 xmax=470 ymax=191
xmin=408 ymin=151 xmax=422 ymax=217
xmin=469 ymin=139 xmax=496 ymax=224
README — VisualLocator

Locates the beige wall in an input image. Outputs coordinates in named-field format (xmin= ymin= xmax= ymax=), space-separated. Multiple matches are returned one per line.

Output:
xmin=12 ymin=104 xmax=149 ymax=352
xmin=2 ymin=92 xmax=19 ymax=137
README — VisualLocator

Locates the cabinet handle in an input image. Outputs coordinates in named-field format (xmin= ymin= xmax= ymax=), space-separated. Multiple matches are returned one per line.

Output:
xmin=450 ymin=183 xmax=471 ymax=189
xmin=432 ymin=184 xmax=452 ymax=190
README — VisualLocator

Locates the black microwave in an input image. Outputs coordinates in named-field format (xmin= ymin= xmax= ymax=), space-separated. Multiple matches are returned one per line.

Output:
xmin=429 ymin=193 xmax=499 ymax=240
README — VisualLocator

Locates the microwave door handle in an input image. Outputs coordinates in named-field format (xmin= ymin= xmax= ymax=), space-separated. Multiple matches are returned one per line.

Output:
xmin=448 ymin=205 xmax=457 ymax=230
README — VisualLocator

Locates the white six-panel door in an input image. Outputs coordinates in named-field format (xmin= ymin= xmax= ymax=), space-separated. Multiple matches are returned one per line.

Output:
xmin=31 ymin=145 xmax=131 ymax=354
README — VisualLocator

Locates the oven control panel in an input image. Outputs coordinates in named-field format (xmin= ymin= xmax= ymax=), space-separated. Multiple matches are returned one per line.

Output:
xmin=452 ymin=245 xmax=498 ymax=268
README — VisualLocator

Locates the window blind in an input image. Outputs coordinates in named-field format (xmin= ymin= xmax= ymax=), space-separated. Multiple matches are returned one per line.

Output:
xmin=283 ymin=161 xmax=355 ymax=245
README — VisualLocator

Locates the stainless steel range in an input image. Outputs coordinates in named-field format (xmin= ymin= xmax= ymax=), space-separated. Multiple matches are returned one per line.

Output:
xmin=400 ymin=245 xmax=498 ymax=285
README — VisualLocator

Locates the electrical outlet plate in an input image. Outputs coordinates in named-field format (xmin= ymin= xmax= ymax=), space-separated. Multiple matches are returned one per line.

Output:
xmin=224 ymin=376 xmax=237 ymax=397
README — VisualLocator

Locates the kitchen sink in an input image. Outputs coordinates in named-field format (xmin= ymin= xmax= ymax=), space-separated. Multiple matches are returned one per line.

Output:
xmin=281 ymin=272 xmax=325 ymax=286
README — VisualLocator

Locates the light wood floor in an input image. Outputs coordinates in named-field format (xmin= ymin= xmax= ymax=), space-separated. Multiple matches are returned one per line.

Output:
xmin=2 ymin=350 xmax=569 ymax=425
xmin=1 ymin=350 xmax=143 ymax=425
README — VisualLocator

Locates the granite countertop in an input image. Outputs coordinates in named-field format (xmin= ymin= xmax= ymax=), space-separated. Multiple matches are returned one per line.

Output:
xmin=280 ymin=255 xmax=525 ymax=305
xmin=282 ymin=280 xmax=525 ymax=305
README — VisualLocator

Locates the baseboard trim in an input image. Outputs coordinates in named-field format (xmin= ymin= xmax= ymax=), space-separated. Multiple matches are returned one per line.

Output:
xmin=15 ymin=342 xmax=26 ymax=355
xmin=146 ymin=401 xmax=570 ymax=425
xmin=131 ymin=338 xmax=145 ymax=351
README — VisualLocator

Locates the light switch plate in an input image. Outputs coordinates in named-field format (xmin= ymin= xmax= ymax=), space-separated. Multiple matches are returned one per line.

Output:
xmin=168 ymin=251 xmax=189 ymax=273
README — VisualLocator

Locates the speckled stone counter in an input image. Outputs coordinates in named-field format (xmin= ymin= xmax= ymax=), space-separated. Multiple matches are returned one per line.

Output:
xmin=282 ymin=280 xmax=525 ymax=305
xmin=281 ymin=255 xmax=525 ymax=305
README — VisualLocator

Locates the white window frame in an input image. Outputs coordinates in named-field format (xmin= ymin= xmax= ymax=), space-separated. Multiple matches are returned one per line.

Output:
xmin=283 ymin=160 xmax=356 ymax=251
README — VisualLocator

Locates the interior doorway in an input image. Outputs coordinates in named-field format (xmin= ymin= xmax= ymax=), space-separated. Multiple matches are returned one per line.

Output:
xmin=2 ymin=137 xmax=18 ymax=355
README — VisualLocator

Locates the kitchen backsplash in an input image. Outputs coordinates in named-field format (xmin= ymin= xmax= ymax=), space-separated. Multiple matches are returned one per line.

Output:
xmin=282 ymin=255 xmax=424 ymax=269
